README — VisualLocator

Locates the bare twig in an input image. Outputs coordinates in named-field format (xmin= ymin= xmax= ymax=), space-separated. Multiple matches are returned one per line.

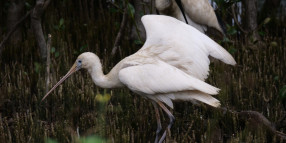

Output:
xmin=231 ymin=4 xmax=248 ymax=34
xmin=45 ymin=34 xmax=52 ymax=93
xmin=0 ymin=0 xmax=52 ymax=58
xmin=107 ymin=1 xmax=124 ymax=13
xmin=276 ymin=131 xmax=286 ymax=140
xmin=111 ymin=5 xmax=128 ymax=56
xmin=0 ymin=10 xmax=32 ymax=56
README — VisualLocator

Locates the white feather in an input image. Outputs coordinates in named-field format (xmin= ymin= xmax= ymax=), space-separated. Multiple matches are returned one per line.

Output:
xmin=118 ymin=60 xmax=220 ymax=96
xmin=141 ymin=15 xmax=236 ymax=80
xmin=155 ymin=0 xmax=222 ymax=33
xmin=69 ymin=15 xmax=235 ymax=109
xmin=146 ymin=91 xmax=221 ymax=109
xmin=115 ymin=15 xmax=236 ymax=108
xmin=173 ymin=91 xmax=221 ymax=107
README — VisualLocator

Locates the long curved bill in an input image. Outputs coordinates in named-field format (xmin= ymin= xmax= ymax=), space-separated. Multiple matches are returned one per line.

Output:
xmin=41 ymin=64 xmax=79 ymax=101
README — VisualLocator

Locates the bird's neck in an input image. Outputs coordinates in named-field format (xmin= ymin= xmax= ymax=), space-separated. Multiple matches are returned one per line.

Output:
xmin=88 ymin=61 xmax=122 ymax=89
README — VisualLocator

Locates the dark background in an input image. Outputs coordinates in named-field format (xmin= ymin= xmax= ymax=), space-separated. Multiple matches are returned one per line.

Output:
xmin=0 ymin=0 xmax=285 ymax=142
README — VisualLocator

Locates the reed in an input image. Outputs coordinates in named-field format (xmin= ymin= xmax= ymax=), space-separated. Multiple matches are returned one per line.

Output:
xmin=0 ymin=0 xmax=285 ymax=142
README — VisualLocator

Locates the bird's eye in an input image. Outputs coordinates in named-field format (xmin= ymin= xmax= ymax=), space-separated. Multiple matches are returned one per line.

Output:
xmin=78 ymin=60 xmax=82 ymax=64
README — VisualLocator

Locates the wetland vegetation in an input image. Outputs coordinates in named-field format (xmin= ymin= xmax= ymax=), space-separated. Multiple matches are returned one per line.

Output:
xmin=0 ymin=0 xmax=286 ymax=142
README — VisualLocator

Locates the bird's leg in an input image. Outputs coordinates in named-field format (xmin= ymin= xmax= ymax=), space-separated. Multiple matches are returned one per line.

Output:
xmin=156 ymin=101 xmax=175 ymax=143
xmin=152 ymin=101 xmax=162 ymax=143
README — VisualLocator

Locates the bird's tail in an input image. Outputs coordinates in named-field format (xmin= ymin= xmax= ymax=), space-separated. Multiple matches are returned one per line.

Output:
xmin=174 ymin=91 xmax=221 ymax=107
xmin=151 ymin=90 xmax=221 ymax=109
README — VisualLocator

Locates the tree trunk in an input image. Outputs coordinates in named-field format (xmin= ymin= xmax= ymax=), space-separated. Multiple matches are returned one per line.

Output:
xmin=7 ymin=0 xmax=25 ymax=45
xmin=243 ymin=0 xmax=260 ymax=42
xmin=31 ymin=0 xmax=51 ymax=61
xmin=131 ymin=0 xmax=156 ymax=42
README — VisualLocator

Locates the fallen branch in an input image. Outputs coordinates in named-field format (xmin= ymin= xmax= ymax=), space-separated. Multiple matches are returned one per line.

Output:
xmin=218 ymin=107 xmax=286 ymax=140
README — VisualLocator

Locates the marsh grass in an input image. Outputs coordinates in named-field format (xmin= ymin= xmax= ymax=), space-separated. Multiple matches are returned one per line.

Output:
xmin=0 ymin=1 xmax=285 ymax=142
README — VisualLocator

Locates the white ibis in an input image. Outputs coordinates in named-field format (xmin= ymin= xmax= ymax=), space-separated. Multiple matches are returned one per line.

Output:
xmin=42 ymin=15 xmax=236 ymax=143
xmin=155 ymin=0 xmax=224 ymax=34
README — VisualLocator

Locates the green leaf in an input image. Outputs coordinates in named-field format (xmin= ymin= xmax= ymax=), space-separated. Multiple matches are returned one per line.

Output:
xmin=25 ymin=2 xmax=32 ymax=9
xmin=134 ymin=39 xmax=143 ymax=45
xmin=115 ymin=22 xmax=120 ymax=29
xmin=95 ymin=93 xmax=111 ymax=103
xmin=274 ymin=76 xmax=279 ymax=81
xmin=53 ymin=25 xmax=59 ymax=30
xmin=51 ymin=47 xmax=56 ymax=53
xmin=227 ymin=27 xmax=237 ymax=35
xmin=109 ymin=7 xmax=119 ymax=13
xmin=279 ymin=85 xmax=286 ymax=99
xmin=55 ymin=51 xmax=60 ymax=58
xmin=222 ymin=37 xmax=230 ymax=43
xmin=263 ymin=17 xmax=271 ymax=25
xmin=59 ymin=18 xmax=65 ymax=27
xmin=45 ymin=138 xmax=58 ymax=143
xmin=80 ymin=45 xmax=87 ymax=52
xmin=79 ymin=135 xmax=106 ymax=143
xmin=270 ymin=41 xmax=278 ymax=47
xmin=127 ymin=3 xmax=135 ymax=18
xmin=34 ymin=62 xmax=41 ymax=73
xmin=258 ymin=31 xmax=265 ymax=36
xmin=229 ymin=47 xmax=237 ymax=55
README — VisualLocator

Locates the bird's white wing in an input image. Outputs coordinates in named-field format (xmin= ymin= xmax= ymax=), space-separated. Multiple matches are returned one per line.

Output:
xmin=140 ymin=15 xmax=236 ymax=80
xmin=118 ymin=59 xmax=219 ymax=96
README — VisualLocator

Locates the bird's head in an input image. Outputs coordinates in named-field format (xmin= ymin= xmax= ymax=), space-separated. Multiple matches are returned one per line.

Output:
xmin=76 ymin=52 xmax=100 ymax=70
xmin=41 ymin=52 xmax=99 ymax=101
